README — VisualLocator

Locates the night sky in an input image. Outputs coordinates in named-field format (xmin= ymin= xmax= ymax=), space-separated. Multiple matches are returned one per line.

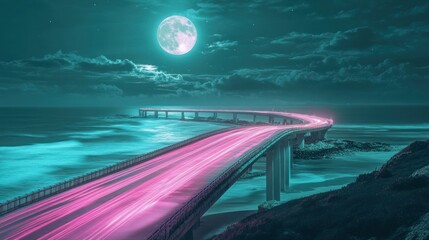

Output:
xmin=0 ymin=0 xmax=428 ymax=106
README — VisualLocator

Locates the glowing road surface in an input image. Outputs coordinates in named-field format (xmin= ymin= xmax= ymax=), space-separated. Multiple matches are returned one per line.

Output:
xmin=0 ymin=110 xmax=332 ymax=239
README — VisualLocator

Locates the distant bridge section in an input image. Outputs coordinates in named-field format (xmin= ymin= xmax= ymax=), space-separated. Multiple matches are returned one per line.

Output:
xmin=139 ymin=108 xmax=304 ymax=125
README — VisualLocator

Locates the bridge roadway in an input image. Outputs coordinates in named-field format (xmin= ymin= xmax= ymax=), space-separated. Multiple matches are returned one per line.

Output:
xmin=0 ymin=109 xmax=332 ymax=240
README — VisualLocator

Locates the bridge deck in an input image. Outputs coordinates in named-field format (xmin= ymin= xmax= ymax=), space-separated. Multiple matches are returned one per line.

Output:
xmin=0 ymin=110 xmax=332 ymax=239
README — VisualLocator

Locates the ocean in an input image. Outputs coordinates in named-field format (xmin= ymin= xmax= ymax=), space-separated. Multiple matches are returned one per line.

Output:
xmin=0 ymin=105 xmax=428 ymax=206
xmin=0 ymin=107 xmax=228 ymax=202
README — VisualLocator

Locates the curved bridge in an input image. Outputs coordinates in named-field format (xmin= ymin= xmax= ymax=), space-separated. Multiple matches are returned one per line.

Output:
xmin=0 ymin=108 xmax=333 ymax=240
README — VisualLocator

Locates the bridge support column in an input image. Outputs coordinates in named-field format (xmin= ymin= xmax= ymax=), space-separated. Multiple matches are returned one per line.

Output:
xmin=194 ymin=112 xmax=199 ymax=119
xmin=296 ymin=133 xmax=305 ymax=149
xmin=307 ymin=130 xmax=327 ymax=143
xmin=266 ymin=151 xmax=274 ymax=201
xmin=233 ymin=113 xmax=238 ymax=123
xmin=165 ymin=111 xmax=169 ymax=119
xmin=181 ymin=219 xmax=200 ymax=240
xmin=181 ymin=112 xmax=185 ymax=120
xmin=268 ymin=115 xmax=274 ymax=124
xmin=280 ymin=140 xmax=291 ymax=191
xmin=291 ymin=145 xmax=294 ymax=170
xmin=154 ymin=111 xmax=159 ymax=118
xmin=253 ymin=114 xmax=257 ymax=123
xmin=319 ymin=130 xmax=327 ymax=140
xmin=213 ymin=112 xmax=217 ymax=119
xmin=308 ymin=131 xmax=319 ymax=144
xmin=266 ymin=147 xmax=281 ymax=201
xmin=182 ymin=228 xmax=193 ymax=240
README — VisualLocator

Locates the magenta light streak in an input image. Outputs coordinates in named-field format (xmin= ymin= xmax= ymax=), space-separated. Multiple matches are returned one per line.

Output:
xmin=0 ymin=110 xmax=332 ymax=239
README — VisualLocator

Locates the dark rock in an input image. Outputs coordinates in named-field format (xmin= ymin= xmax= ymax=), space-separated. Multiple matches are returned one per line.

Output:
xmin=390 ymin=176 xmax=429 ymax=191
xmin=294 ymin=139 xmax=392 ymax=159
xmin=376 ymin=166 xmax=393 ymax=178
xmin=355 ymin=172 xmax=376 ymax=183
xmin=214 ymin=140 xmax=429 ymax=240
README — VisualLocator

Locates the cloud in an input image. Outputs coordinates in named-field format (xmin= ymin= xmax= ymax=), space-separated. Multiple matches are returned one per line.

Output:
xmin=323 ymin=27 xmax=376 ymax=51
xmin=19 ymin=58 xmax=73 ymax=69
xmin=203 ymin=40 xmax=238 ymax=54
xmin=277 ymin=3 xmax=309 ymax=13
xmin=394 ymin=4 xmax=428 ymax=18
xmin=209 ymin=56 xmax=429 ymax=103
xmin=270 ymin=32 xmax=332 ymax=55
xmin=216 ymin=74 xmax=279 ymax=92
xmin=252 ymin=53 xmax=287 ymax=59
xmin=77 ymin=57 xmax=136 ymax=73
xmin=90 ymin=84 xmax=123 ymax=96
xmin=1 ymin=0 xmax=429 ymax=106
xmin=334 ymin=9 xmax=362 ymax=19
xmin=1 ymin=49 xmax=428 ymax=106
xmin=9 ymin=51 xmax=140 ymax=74
xmin=0 ymin=52 xmax=190 ymax=100
xmin=270 ymin=32 xmax=327 ymax=45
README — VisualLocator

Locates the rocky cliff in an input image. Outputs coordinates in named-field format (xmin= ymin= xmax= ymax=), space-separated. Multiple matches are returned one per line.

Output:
xmin=215 ymin=140 xmax=429 ymax=240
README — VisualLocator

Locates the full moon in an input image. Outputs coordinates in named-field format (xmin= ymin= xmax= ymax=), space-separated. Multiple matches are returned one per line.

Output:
xmin=157 ymin=16 xmax=197 ymax=55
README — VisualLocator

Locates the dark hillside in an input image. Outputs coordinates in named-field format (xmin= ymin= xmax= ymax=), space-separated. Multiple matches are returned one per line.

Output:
xmin=215 ymin=140 xmax=429 ymax=240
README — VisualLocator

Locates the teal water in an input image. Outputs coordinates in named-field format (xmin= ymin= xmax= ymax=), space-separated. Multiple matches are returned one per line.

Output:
xmin=0 ymin=108 xmax=228 ymax=202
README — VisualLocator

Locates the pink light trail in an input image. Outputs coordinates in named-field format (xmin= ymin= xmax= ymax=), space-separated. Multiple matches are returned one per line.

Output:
xmin=0 ymin=110 xmax=332 ymax=239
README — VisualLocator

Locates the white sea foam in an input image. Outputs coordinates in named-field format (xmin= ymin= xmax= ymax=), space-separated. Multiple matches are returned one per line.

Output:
xmin=0 ymin=118 xmax=227 ymax=201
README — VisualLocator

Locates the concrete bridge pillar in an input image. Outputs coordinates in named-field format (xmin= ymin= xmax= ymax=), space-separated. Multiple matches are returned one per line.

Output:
xmin=139 ymin=110 xmax=143 ymax=117
xmin=266 ymin=151 xmax=274 ymax=201
xmin=280 ymin=140 xmax=291 ymax=191
xmin=233 ymin=113 xmax=238 ymax=123
xmin=291 ymin=144 xmax=294 ymax=170
xmin=140 ymin=110 xmax=148 ymax=118
xmin=194 ymin=112 xmax=199 ymax=119
xmin=181 ymin=218 xmax=201 ymax=240
xmin=181 ymin=112 xmax=185 ymax=120
xmin=308 ymin=131 xmax=319 ymax=144
xmin=213 ymin=112 xmax=217 ymax=119
xmin=253 ymin=114 xmax=257 ymax=123
xmin=296 ymin=133 xmax=305 ymax=149
xmin=165 ymin=111 xmax=169 ymax=119
xmin=268 ymin=115 xmax=274 ymax=124
xmin=308 ymin=130 xmax=327 ymax=143
xmin=319 ymin=130 xmax=327 ymax=140
xmin=266 ymin=147 xmax=281 ymax=201
xmin=154 ymin=111 xmax=159 ymax=118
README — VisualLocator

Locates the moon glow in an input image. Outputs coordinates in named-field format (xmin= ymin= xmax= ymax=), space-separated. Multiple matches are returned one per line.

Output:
xmin=157 ymin=16 xmax=197 ymax=55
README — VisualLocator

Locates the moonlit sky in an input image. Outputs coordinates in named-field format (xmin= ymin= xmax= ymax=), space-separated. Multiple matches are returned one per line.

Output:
xmin=0 ymin=0 xmax=428 ymax=107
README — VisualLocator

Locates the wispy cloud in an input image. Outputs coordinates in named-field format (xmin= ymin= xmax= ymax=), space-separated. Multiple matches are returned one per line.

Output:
xmin=252 ymin=53 xmax=287 ymax=59
xmin=203 ymin=40 xmax=238 ymax=54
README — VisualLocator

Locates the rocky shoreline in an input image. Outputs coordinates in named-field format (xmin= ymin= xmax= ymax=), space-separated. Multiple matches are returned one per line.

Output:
xmin=240 ymin=139 xmax=394 ymax=180
xmin=294 ymin=139 xmax=393 ymax=159
xmin=214 ymin=140 xmax=429 ymax=240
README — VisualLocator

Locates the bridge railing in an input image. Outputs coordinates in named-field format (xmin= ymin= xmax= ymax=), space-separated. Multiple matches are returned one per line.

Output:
xmin=0 ymin=126 xmax=241 ymax=217
xmin=147 ymin=128 xmax=298 ymax=240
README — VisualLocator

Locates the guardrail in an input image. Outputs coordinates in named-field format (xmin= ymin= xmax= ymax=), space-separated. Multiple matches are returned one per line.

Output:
xmin=0 ymin=126 xmax=241 ymax=217
xmin=147 ymin=126 xmax=315 ymax=240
